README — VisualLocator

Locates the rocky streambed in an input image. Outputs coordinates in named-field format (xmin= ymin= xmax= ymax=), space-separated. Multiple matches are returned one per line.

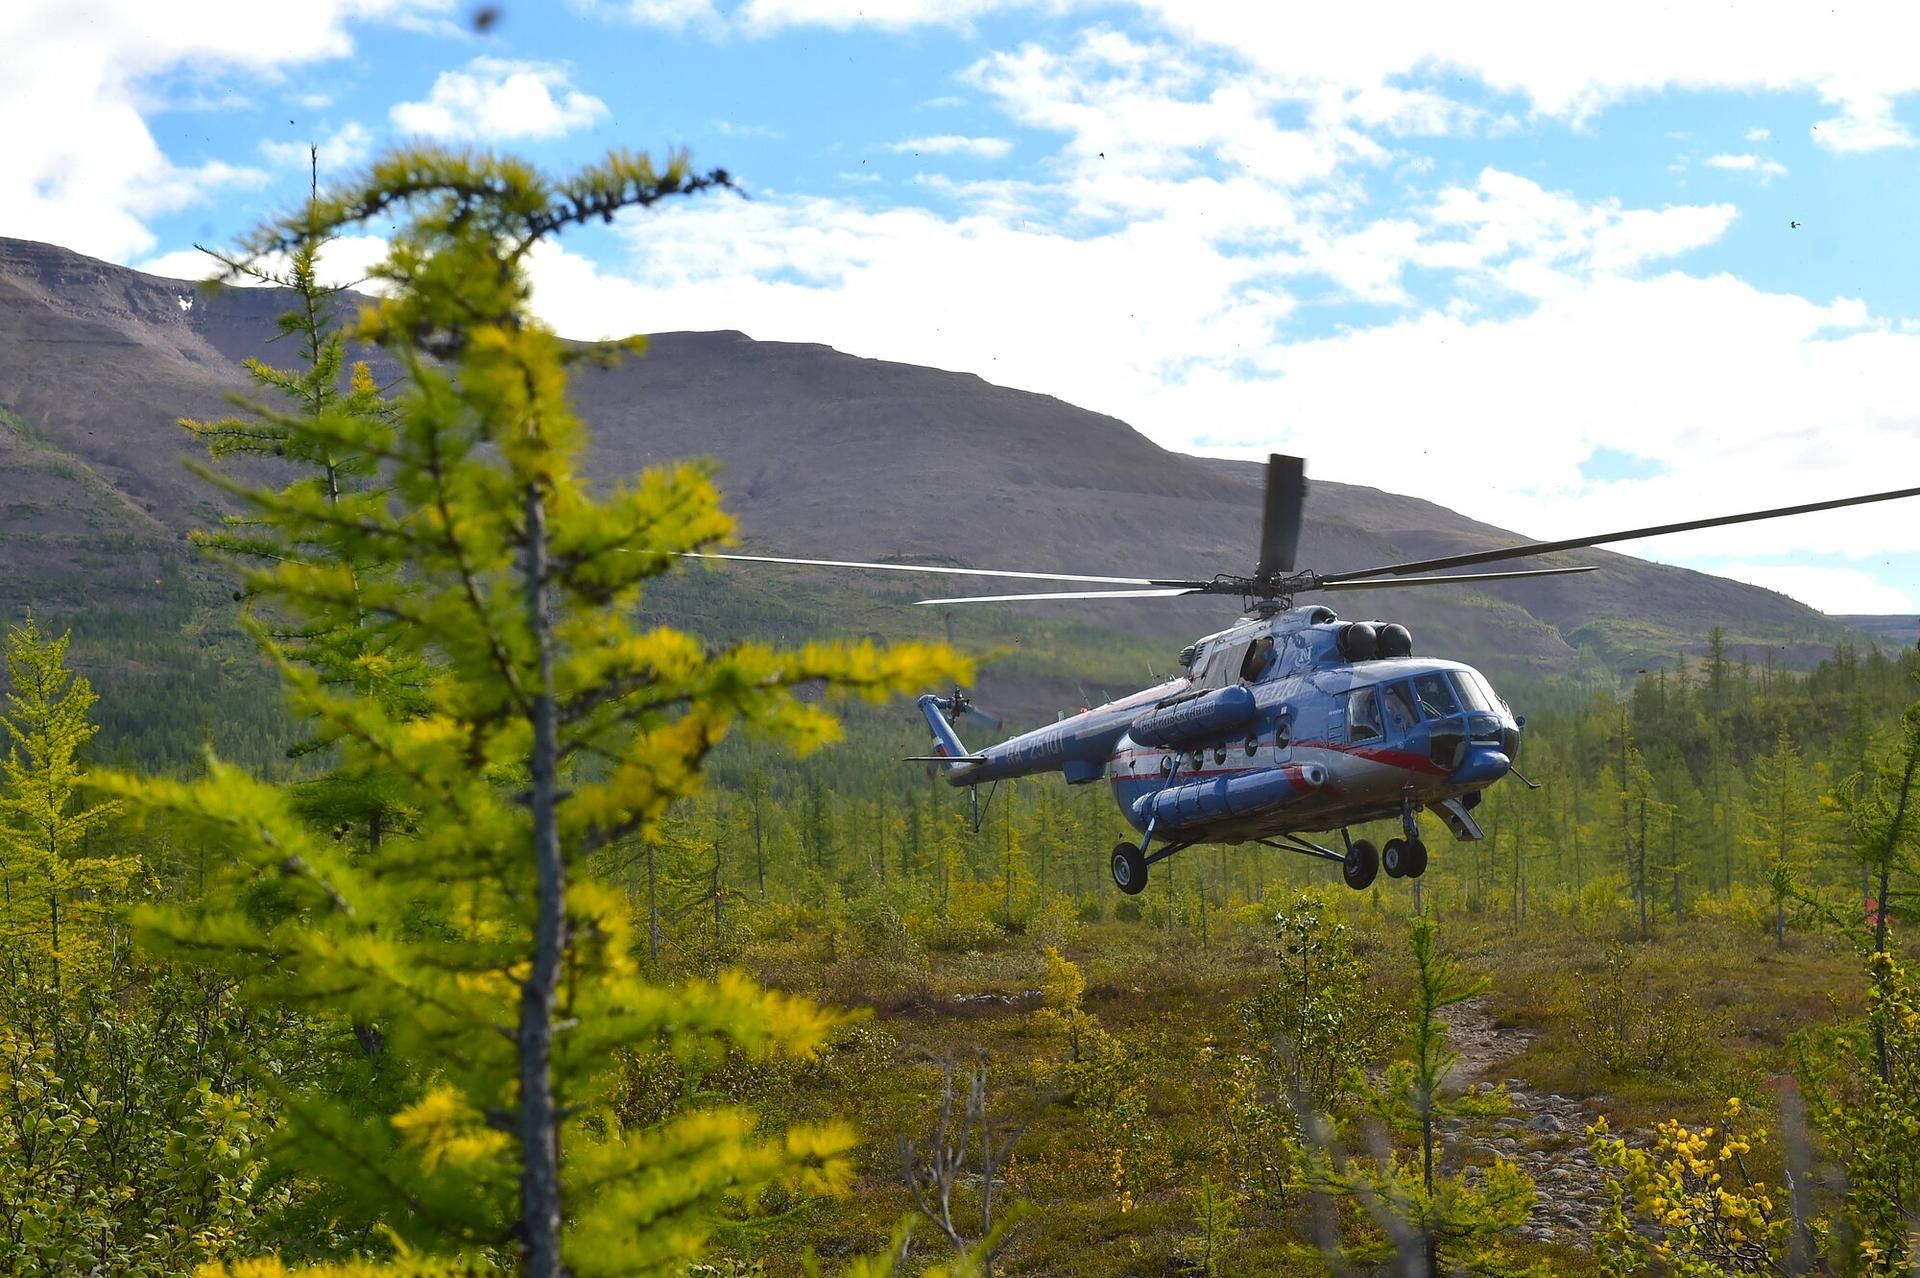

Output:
xmin=1442 ymin=999 xmax=1613 ymax=1247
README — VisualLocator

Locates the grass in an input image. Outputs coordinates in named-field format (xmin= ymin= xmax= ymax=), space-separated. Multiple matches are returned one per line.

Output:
xmin=654 ymin=883 xmax=1899 ymax=1276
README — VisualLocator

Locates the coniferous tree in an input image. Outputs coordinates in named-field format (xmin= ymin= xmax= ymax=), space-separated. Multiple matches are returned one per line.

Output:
xmin=0 ymin=618 xmax=135 ymax=1005
xmin=1745 ymin=729 xmax=1819 ymax=949
xmin=1310 ymin=914 xmax=1533 ymax=1276
xmin=181 ymin=201 xmax=428 ymax=852
xmin=108 ymin=147 xmax=965 ymax=1278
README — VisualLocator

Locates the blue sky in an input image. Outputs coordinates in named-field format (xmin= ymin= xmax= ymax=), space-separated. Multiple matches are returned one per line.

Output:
xmin=9 ymin=0 xmax=1920 ymax=614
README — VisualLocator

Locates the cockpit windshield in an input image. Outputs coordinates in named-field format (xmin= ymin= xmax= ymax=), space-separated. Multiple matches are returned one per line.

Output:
xmin=1412 ymin=672 xmax=1460 ymax=720
xmin=1449 ymin=669 xmax=1492 ymax=713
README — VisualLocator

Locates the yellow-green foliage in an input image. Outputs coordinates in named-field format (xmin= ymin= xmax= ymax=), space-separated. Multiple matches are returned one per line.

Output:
xmin=1589 ymin=1098 xmax=1786 ymax=1276
xmin=103 ymin=146 xmax=967 ymax=1276
xmin=1798 ymin=946 xmax=1920 ymax=1275
xmin=0 ymin=617 xmax=136 ymax=985
xmin=0 ymin=624 xmax=293 ymax=1275
xmin=1310 ymin=914 xmax=1539 ymax=1277
xmin=1033 ymin=945 xmax=1101 ymax=1064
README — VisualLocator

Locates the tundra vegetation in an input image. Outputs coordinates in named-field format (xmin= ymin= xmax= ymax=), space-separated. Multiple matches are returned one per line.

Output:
xmin=4 ymin=143 xmax=1920 ymax=1276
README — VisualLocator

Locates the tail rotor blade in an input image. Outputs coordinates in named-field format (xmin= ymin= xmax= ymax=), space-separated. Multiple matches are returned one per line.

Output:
xmin=1256 ymin=454 xmax=1306 ymax=581
xmin=962 ymin=704 xmax=1003 ymax=733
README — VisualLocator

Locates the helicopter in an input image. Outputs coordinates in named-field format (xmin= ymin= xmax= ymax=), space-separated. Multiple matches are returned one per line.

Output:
xmin=696 ymin=456 xmax=1920 ymax=896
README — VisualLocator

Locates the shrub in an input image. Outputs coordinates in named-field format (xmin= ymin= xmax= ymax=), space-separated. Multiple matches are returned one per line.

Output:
xmin=1572 ymin=943 xmax=1721 ymax=1082
xmin=1589 ymin=1098 xmax=1787 ymax=1275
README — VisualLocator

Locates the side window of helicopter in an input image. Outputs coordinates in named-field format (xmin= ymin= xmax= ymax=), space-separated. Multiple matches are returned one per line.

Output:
xmin=1382 ymin=682 xmax=1418 ymax=735
xmin=1347 ymin=687 xmax=1382 ymax=743
xmin=1412 ymin=672 xmax=1460 ymax=720
xmin=1238 ymin=636 xmax=1275 ymax=683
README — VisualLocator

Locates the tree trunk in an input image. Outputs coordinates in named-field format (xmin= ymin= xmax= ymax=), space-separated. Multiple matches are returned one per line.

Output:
xmin=1670 ymin=816 xmax=1682 ymax=922
xmin=647 ymin=841 xmax=660 ymax=963
xmin=753 ymin=783 xmax=765 ymax=900
xmin=517 ymin=483 xmax=567 ymax=1278
xmin=1637 ymin=798 xmax=1649 ymax=942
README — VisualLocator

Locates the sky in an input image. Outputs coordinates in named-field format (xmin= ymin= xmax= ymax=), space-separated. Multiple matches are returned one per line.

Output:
xmin=6 ymin=1 xmax=1920 ymax=616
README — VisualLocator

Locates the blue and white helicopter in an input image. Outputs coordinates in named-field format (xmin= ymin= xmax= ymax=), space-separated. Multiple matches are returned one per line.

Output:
xmin=704 ymin=457 xmax=1920 ymax=895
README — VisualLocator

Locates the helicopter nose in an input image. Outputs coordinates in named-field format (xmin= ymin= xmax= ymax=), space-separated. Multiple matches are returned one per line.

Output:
xmin=1451 ymin=745 xmax=1511 ymax=786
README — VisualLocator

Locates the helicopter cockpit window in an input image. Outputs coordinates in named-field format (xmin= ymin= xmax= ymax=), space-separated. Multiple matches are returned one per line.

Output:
xmin=1348 ymin=688 xmax=1382 ymax=743
xmin=1239 ymin=637 xmax=1275 ymax=683
xmin=1412 ymin=672 xmax=1460 ymax=720
xmin=1382 ymin=682 xmax=1418 ymax=734
xmin=1449 ymin=670 xmax=1493 ymax=713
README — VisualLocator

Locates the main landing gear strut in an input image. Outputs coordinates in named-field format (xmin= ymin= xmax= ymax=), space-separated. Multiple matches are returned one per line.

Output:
xmin=1109 ymin=838 xmax=1193 ymax=896
xmin=1106 ymin=759 xmax=1429 ymax=895
xmin=1108 ymin=822 xmax=1429 ymax=895
xmin=1322 ymin=813 xmax=1426 ymax=892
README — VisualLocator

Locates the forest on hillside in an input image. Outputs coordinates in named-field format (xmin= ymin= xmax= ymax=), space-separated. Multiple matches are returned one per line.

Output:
xmin=4 ymin=146 xmax=1920 ymax=1278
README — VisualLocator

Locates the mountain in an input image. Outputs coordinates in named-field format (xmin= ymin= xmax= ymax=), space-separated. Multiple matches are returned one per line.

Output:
xmin=1841 ymin=615 xmax=1920 ymax=648
xmin=0 ymin=236 xmax=1877 ymax=744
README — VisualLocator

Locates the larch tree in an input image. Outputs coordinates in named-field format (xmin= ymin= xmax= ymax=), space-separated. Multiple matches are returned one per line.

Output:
xmin=106 ymin=147 xmax=964 ymax=1277
xmin=0 ymin=618 xmax=136 ymax=1009
xmin=1309 ymin=914 xmax=1533 ymax=1276
xmin=180 ymin=188 xmax=429 ymax=852
xmin=1744 ymin=729 xmax=1819 ymax=950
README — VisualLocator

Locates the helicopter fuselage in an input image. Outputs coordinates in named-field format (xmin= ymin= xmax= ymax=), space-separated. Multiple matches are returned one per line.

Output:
xmin=920 ymin=605 xmax=1518 ymax=853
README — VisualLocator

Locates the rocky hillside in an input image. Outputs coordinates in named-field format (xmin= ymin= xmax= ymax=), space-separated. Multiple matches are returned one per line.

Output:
xmin=0 ymin=235 xmax=1876 ymax=733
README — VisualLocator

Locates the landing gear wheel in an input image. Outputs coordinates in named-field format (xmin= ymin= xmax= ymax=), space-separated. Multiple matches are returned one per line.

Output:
xmin=1111 ymin=842 xmax=1148 ymax=895
xmin=1383 ymin=837 xmax=1408 ymax=879
xmin=1342 ymin=839 xmax=1378 ymax=891
xmin=1406 ymin=837 xmax=1429 ymax=878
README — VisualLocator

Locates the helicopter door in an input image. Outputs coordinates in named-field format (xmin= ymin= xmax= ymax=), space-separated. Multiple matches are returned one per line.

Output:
xmin=1381 ymin=681 xmax=1419 ymax=740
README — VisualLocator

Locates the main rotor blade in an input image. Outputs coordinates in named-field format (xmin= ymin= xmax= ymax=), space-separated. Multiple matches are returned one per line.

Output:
xmin=679 ymin=552 xmax=1176 ymax=588
xmin=1320 ymin=484 xmax=1920 ymax=583
xmin=1313 ymin=565 xmax=1597 ymax=591
xmin=914 ymin=587 xmax=1206 ymax=605
xmin=1256 ymin=454 xmax=1306 ymax=580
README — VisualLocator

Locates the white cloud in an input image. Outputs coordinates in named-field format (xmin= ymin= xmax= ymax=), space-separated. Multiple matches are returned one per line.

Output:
xmin=1704 ymin=152 xmax=1789 ymax=181
xmin=135 ymin=233 xmax=392 ymax=290
xmin=1811 ymin=92 xmax=1916 ymax=151
xmin=737 ymin=0 xmax=1051 ymax=32
xmin=712 ymin=119 xmax=785 ymax=138
xmin=887 ymin=134 xmax=1014 ymax=159
xmin=1706 ymin=563 xmax=1916 ymax=614
xmin=0 ymin=1 xmax=445 ymax=262
xmin=1139 ymin=1 xmax=1920 ymax=153
xmin=1745 ymin=125 xmax=1771 ymax=141
xmin=611 ymin=1 xmax=1920 ymax=156
xmin=623 ymin=0 xmax=721 ymax=25
xmin=498 ymin=167 xmax=1919 ymax=613
xmin=390 ymin=57 xmax=608 ymax=141
xmin=261 ymin=122 xmax=373 ymax=174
